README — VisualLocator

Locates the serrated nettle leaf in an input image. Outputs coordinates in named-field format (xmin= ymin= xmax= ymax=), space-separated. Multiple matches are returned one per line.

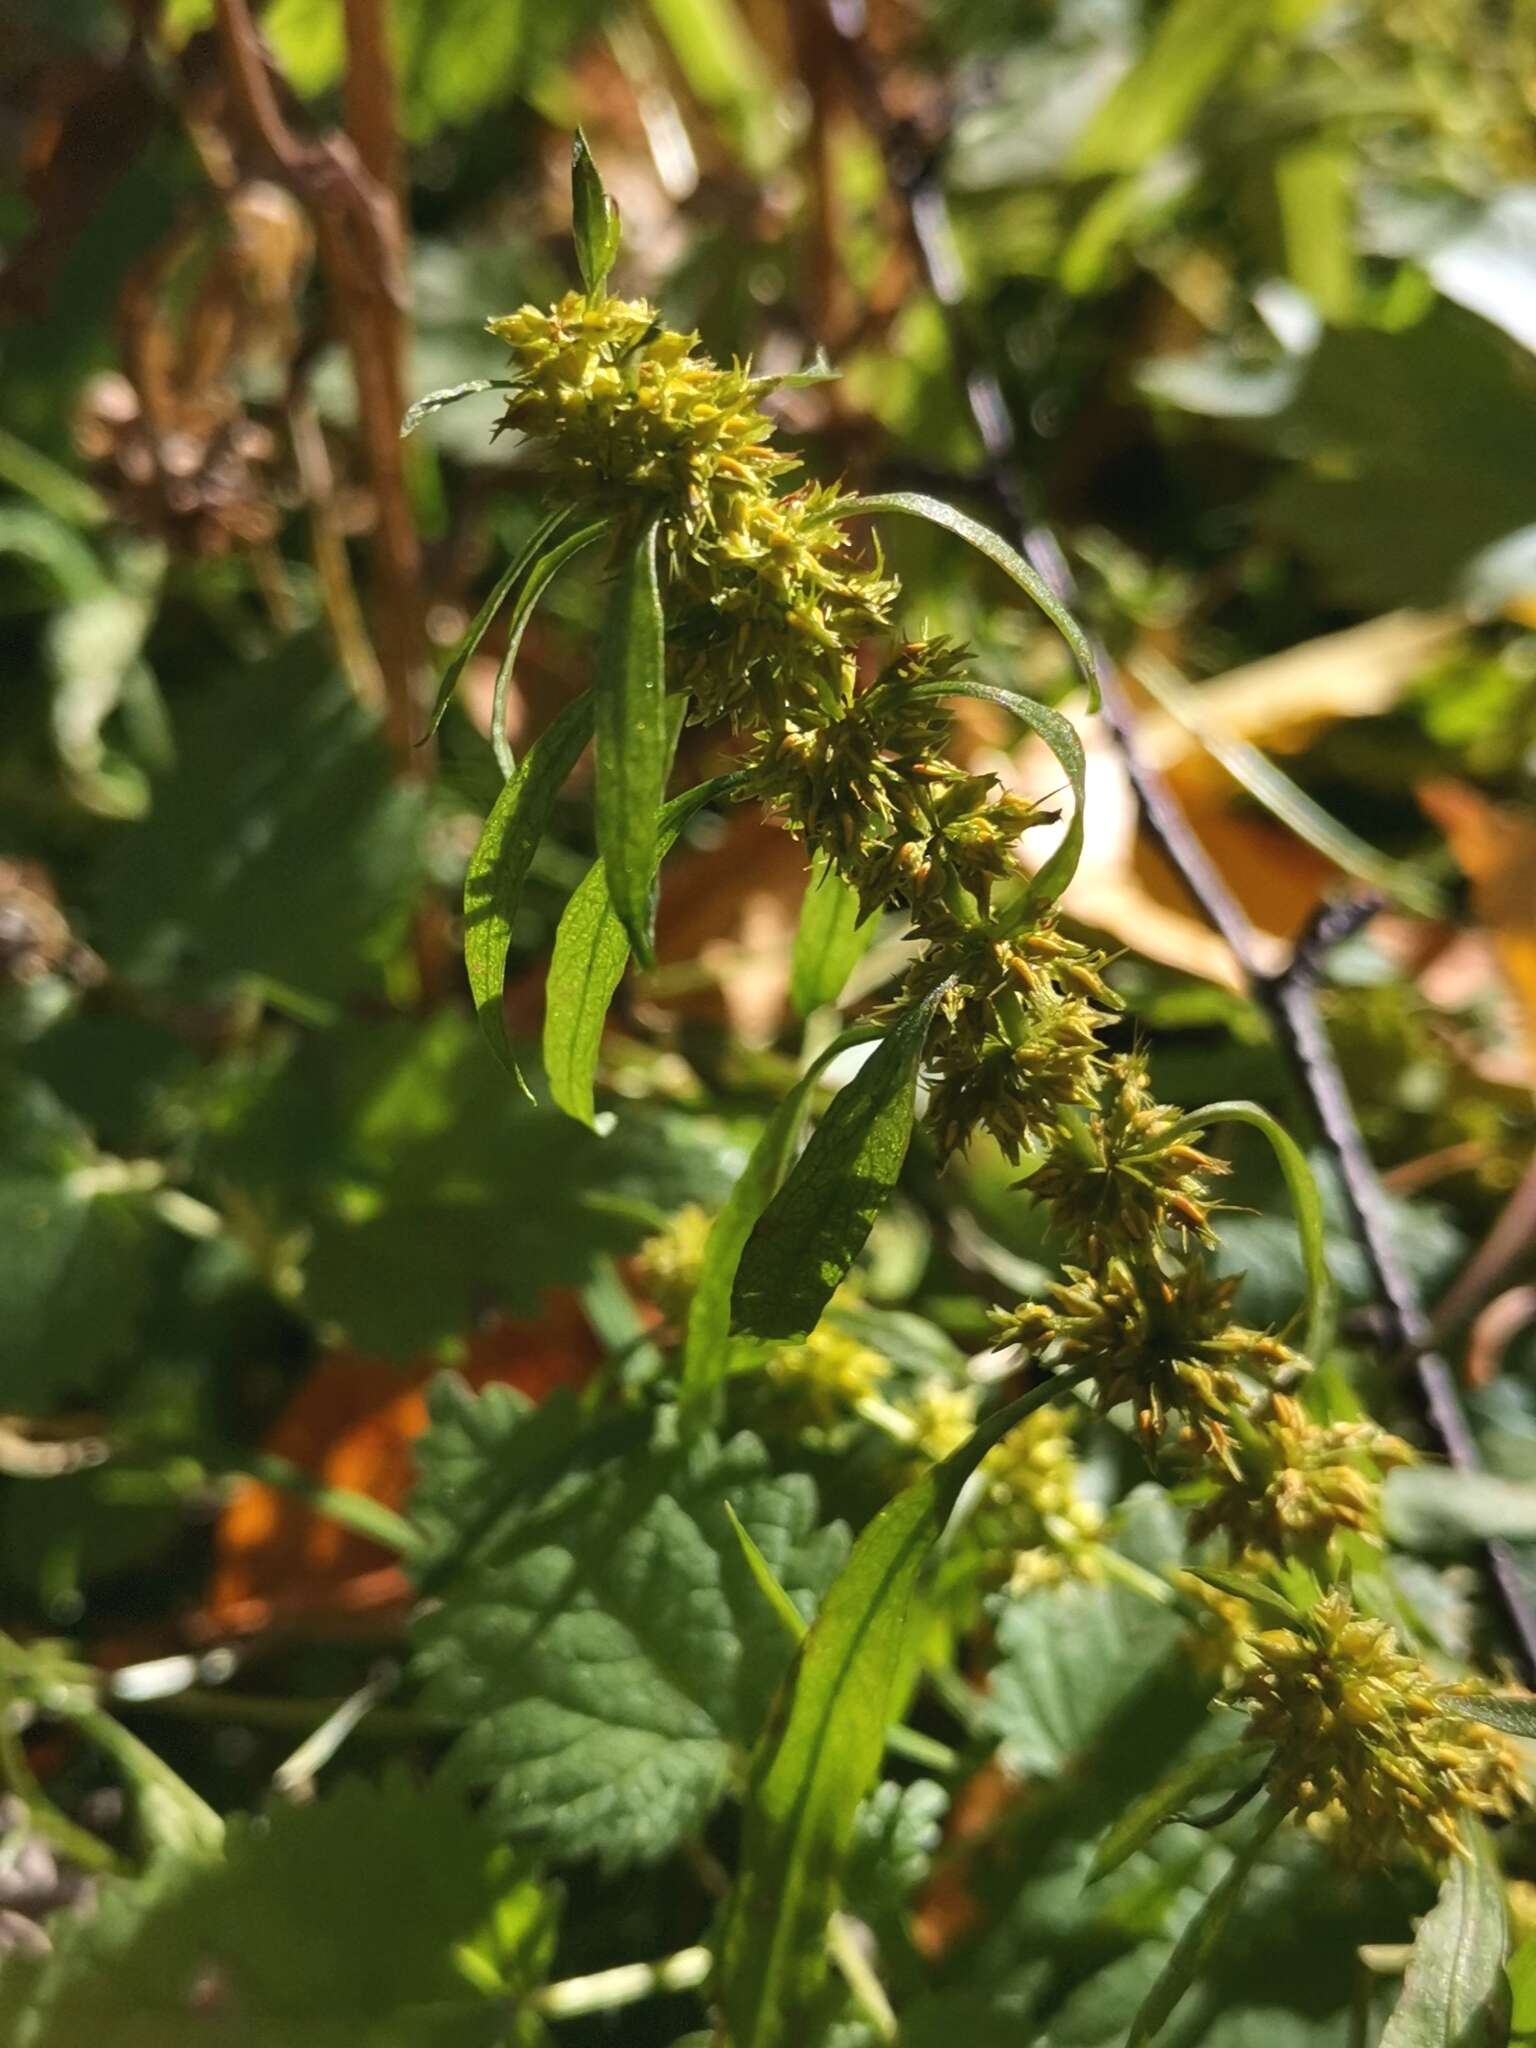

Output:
xmin=463 ymin=692 xmax=595 ymax=1093
xmin=401 ymin=377 xmax=521 ymax=440
xmin=732 ymin=985 xmax=946 ymax=1343
xmin=907 ymin=677 xmax=1087 ymax=908
xmin=487 ymin=520 xmax=606 ymax=779
xmin=1381 ymin=1818 xmax=1509 ymax=2048
xmin=834 ymin=492 xmax=1098 ymax=706
xmin=571 ymin=129 xmax=621 ymax=296
xmin=422 ymin=506 xmax=570 ymax=742
xmin=717 ymin=1366 xmax=1094 ymax=2048
xmin=1166 ymin=1101 xmax=1335 ymax=1361
xmin=593 ymin=519 xmax=669 ymax=963
xmin=1439 ymin=1690 xmax=1536 ymax=1741
xmin=1088 ymin=1739 xmax=1257 ymax=1881
xmin=681 ymin=1023 xmax=883 ymax=1406
xmin=412 ymin=1405 xmax=846 ymax=1871
xmin=544 ymin=770 xmax=745 ymax=1127
xmin=791 ymin=851 xmax=875 ymax=1017
xmin=1128 ymin=1796 xmax=1287 ymax=2047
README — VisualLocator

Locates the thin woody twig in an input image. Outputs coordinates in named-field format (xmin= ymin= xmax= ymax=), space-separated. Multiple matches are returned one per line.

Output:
xmin=831 ymin=15 xmax=1536 ymax=1676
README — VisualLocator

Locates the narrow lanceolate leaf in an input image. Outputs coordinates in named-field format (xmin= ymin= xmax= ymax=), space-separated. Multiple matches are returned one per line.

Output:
xmin=545 ymin=772 xmax=746 ymax=1126
xmin=421 ymin=508 xmax=569 ymax=741
xmin=487 ymin=519 xmax=606 ymax=778
xmin=1381 ymin=1818 xmax=1510 ymax=2048
xmin=732 ymin=984 xmax=946 ymax=1342
xmin=594 ymin=518 xmax=668 ymax=964
xmin=837 ymin=492 xmax=1098 ymax=705
xmin=1439 ymin=1690 xmax=1536 ymax=1741
xmin=400 ymin=377 xmax=519 ymax=439
xmin=791 ymin=852 xmax=874 ymax=1017
xmin=718 ymin=1365 xmax=1092 ymax=2048
xmin=1127 ymin=1796 xmax=1286 ymax=2047
xmin=463 ymin=692 xmax=595 ymax=1094
xmin=1166 ymin=1100 xmax=1335 ymax=1362
xmin=1087 ymin=1739 xmax=1256 ymax=1882
xmin=681 ymin=1025 xmax=883 ymax=1407
xmin=571 ymin=129 xmax=621 ymax=295
xmin=908 ymin=677 xmax=1088 ymax=908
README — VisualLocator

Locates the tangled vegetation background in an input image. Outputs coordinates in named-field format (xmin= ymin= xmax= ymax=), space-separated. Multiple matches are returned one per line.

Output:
xmin=4 ymin=0 xmax=1536 ymax=2042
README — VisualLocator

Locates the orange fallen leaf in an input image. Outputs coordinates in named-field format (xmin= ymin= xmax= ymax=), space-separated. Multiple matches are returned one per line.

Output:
xmin=1419 ymin=779 xmax=1536 ymax=1080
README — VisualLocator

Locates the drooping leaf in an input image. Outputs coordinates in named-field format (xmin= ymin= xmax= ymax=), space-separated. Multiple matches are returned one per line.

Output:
xmin=421 ymin=507 xmax=568 ymax=742
xmin=790 ymin=851 xmax=874 ymax=1017
xmin=571 ymin=129 xmax=621 ymax=295
xmin=835 ymin=492 xmax=1097 ymax=704
xmin=400 ymin=377 xmax=521 ymax=440
xmin=486 ymin=520 xmax=606 ymax=779
xmin=732 ymin=984 xmax=946 ymax=1342
xmin=1127 ymin=1796 xmax=1286 ymax=2047
xmin=681 ymin=1023 xmax=883 ymax=1406
xmin=593 ymin=518 xmax=669 ymax=963
xmin=717 ymin=1368 xmax=1094 ymax=2048
xmin=411 ymin=1395 xmax=847 ymax=1870
xmin=1088 ymin=1739 xmax=1257 ymax=1882
xmin=1380 ymin=1818 xmax=1509 ymax=2048
xmin=543 ymin=771 xmax=745 ymax=1127
xmin=1166 ymin=1101 xmax=1335 ymax=1361
xmin=463 ymin=692 xmax=594 ymax=1092
xmin=907 ymin=676 xmax=1088 ymax=907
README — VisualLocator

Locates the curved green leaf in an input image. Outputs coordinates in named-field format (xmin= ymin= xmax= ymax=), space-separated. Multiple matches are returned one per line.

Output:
xmin=1166 ymin=1099 xmax=1335 ymax=1362
xmin=681 ymin=1023 xmax=884 ymax=1410
xmin=488 ymin=519 xmax=606 ymax=779
xmin=1128 ymin=1795 xmax=1286 ymax=2046
xmin=837 ymin=492 xmax=1098 ymax=705
xmin=463 ymin=692 xmax=595 ymax=1095
xmin=1381 ymin=1817 xmax=1509 ymax=2048
xmin=572 ymin=129 xmax=621 ymax=296
xmin=790 ymin=852 xmax=874 ymax=1017
xmin=594 ymin=518 xmax=668 ymax=963
xmin=545 ymin=772 xmax=746 ymax=1127
xmin=732 ymin=984 xmax=946 ymax=1342
xmin=718 ymin=1363 xmax=1092 ymax=2048
xmin=421 ymin=507 xmax=569 ymax=742
xmin=400 ymin=377 xmax=519 ymax=441
xmin=908 ymin=677 xmax=1087 ymax=908
xmin=1088 ymin=1739 xmax=1255 ymax=1882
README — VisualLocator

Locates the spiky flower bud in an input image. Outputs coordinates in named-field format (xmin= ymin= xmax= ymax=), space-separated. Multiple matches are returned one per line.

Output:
xmin=1189 ymin=1393 xmax=1413 ymax=1562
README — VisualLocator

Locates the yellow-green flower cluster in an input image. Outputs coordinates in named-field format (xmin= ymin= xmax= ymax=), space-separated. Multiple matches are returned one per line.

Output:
xmin=1234 ymin=1590 xmax=1525 ymax=1868
xmin=1189 ymin=1393 xmax=1413 ymax=1562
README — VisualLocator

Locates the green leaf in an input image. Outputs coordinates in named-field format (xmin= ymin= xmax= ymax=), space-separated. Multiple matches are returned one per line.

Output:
xmin=1069 ymin=0 xmax=1268 ymax=177
xmin=835 ymin=492 xmax=1098 ymax=705
xmin=1180 ymin=1566 xmax=1309 ymax=1631
xmin=0 ymin=1777 xmax=534 ymax=2048
xmin=745 ymin=349 xmax=838 ymax=396
xmin=1128 ymin=1796 xmax=1286 ymax=2047
xmin=412 ymin=1397 xmax=846 ymax=1870
xmin=731 ymin=984 xmax=945 ymax=1342
xmin=400 ymin=377 xmax=520 ymax=440
xmin=681 ymin=1023 xmax=883 ymax=1406
xmin=1166 ymin=1101 xmax=1335 ymax=1361
xmin=544 ymin=771 xmax=744 ymax=1126
xmin=790 ymin=851 xmax=875 ymax=1017
xmin=421 ymin=507 xmax=568 ymax=742
xmin=1508 ymin=1936 xmax=1536 ymax=2039
xmin=593 ymin=518 xmax=670 ymax=963
xmin=1384 ymin=1467 xmax=1536 ymax=1556
xmin=1129 ymin=652 xmax=1441 ymax=917
xmin=725 ymin=1500 xmax=809 ymax=1647
xmin=1439 ymin=1691 xmax=1536 ymax=1742
xmin=1381 ymin=1818 xmax=1510 ymax=2048
xmin=1088 ymin=1740 xmax=1256 ymax=1881
xmin=717 ymin=1367 xmax=1094 ymax=2048
xmin=487 ymin=520 xmax=606 ymax=779
xmin=571 ymin=129 xmax=621 ymax=295
xmin=907 ymin=676 xmax=1088 ymax=907
xmin=463 ymin=692 xmax=594 ymax=1092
